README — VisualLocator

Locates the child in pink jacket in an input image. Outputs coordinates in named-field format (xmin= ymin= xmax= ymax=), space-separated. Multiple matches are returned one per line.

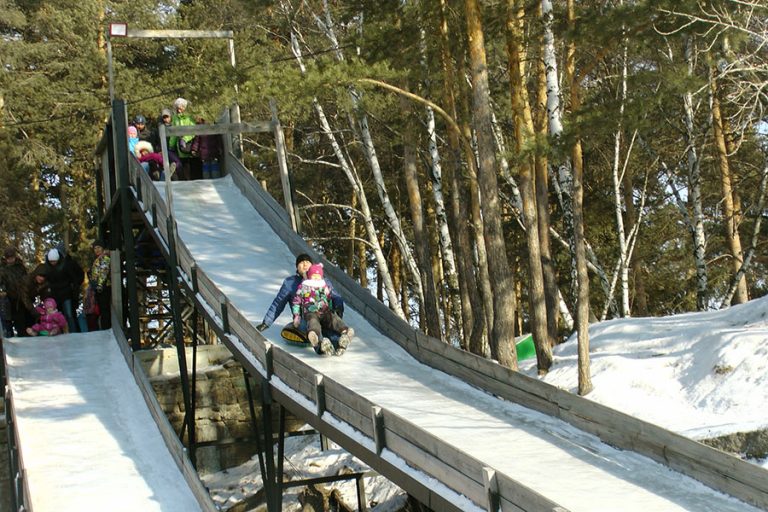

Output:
xmin=26 ymin=298 xmax=68 ymax=336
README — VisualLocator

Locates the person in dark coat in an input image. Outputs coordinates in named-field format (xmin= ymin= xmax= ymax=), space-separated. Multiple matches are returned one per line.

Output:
xmin=149 ymin=108 xmax=182 ymax=177
xmin=190 ymin=117 xmax=222 ymax=179
xmin=131 ymin=114 xmax=152 ymax=143
xmin=20 ymin=264 xmax=53 ymax=332
xmin=256 ymin=253 xmax=345 ymax=349
xmin=44 ymin=247 xmax=84 ymax=333
xmin=0 ymin=247 xmax=28 ymax=336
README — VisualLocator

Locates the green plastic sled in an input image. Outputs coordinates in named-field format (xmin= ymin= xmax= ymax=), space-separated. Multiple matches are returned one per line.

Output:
xmin=516 ymin=334 xmax=536 ymax=360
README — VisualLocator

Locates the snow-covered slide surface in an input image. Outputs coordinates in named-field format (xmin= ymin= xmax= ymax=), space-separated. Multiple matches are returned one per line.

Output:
xmin=170 ymin=176 xmax=758 ymax=512
xmin=3 ymin=331 xmax=203 ymax=511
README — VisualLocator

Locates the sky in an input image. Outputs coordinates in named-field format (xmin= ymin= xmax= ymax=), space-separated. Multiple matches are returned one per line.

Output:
xmin=4 ymin=175 xmax=766 ymax=512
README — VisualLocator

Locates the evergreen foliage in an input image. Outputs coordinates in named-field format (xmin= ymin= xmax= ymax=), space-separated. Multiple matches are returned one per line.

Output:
xmin=1 ymin=0 xmax=767 ymax=349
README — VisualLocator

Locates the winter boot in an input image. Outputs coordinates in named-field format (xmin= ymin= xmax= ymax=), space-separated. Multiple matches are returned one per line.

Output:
xmin=335 ymin=328 xmax=354 ymax=356
xmin=320 ymin=337 xmax=334 ymax=356
xmin=308 ymin=331 xmax=319 ymax=352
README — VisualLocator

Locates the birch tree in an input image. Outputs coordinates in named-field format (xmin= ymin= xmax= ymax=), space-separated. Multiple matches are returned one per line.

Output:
xmin=284 ymin=18 xmax=406 ymax=318
xmin=682 ymin=35 xmax=709 ymax=311
xmin=308 ymin=0 xmax=427 ymax=310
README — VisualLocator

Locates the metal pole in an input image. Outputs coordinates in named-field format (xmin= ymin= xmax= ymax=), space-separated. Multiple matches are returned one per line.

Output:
xmin=166 ymin=216 xmax=195 ymax=451
xmin=107 ymin=37 xmax=114 ymax=104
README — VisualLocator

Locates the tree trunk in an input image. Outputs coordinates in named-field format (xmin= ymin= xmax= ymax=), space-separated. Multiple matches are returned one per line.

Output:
xmin=465 ymin=0 xmax=518 ymax=368
xmin=623 ymin=162 xmax=648 ymax=316
xmin=710 ymin=65 xmax=748 ymax=304
xmin=402 ymin=96 xmax=443 ymax=339
xmin=534 ymin=15 xmax=561 ymax=344
xmin=425 ymin=106 xmax=464 ymax=341
xmin=612 ymin=37 xmax=631 ymax=317
xmin=506 ymin=0 xmax=552 ymax=373
xmin=438 ymin=0 xmax=486 ymax=353
xmin=566 ymin=0 xmax=592 ymax=395
xmin=347 ymin=191 xmax=357 ymax=276
xmin=683 ymin=35 xmax=709 ymax=311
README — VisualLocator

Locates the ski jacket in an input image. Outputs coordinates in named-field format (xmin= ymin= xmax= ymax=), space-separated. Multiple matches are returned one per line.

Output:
xmin=0 ymin=259 xmax=27 ymax=301
xmin=261 ymin=273 xmax=344 ymax=328
xmin=30 ymin=309 xmax=67 ymax=335
xmin=291 ymin=277 xmax=332 ymax=317
xmin=21 ymin=266 xmax=53 ymax=315
xmin=89 ymin=253 xmax=111 ymax=290
xmin=44 ymin=254 xmax=84 ymax=305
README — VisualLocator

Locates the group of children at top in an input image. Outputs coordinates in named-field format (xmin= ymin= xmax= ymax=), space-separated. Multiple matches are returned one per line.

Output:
xmin=128 ymin=97 xmax=222 ymax=182
xmin=0 ymin=241 xmax=111 ymax=339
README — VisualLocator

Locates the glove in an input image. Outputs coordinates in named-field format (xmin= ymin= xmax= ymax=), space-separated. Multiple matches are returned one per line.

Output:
xmin=292 ymin=315 xmax=300 ymax=328
xmin=256 ymin=322 xmax=268 ymax=332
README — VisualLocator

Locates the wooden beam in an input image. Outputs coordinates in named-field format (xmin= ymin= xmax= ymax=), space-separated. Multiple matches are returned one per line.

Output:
xmin=163 ymin=122 xmax=272 ymax=137
xmin=126 ymin=29 xmax=233 ymax=39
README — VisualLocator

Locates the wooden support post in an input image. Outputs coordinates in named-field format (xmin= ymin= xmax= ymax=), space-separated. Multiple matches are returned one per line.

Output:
xmin=314 ymin=374 xmax=326 ymax=417
xmin=260 ymin=377 xmax=278 ymax=512
xmin=221 ymin=298 xmax=230 ymax=333
xmin=371 ymin=406 xmax=385 ymax=455
xmin=264 ymin=343 xmax=274 ymax=379
xmin=483 ymin=467 xmax=500 ymax=512
xmin=112 ymin=99 xmax=141 ymax=350
xmin=269 ymin=98 xmax=299 ymax=233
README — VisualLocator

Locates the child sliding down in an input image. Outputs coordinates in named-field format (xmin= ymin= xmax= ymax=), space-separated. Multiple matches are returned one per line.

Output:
xmin=291 ymin=263 xmax=354 ymax=355
xmin=26 ymin=298 xmax=68 ymax=336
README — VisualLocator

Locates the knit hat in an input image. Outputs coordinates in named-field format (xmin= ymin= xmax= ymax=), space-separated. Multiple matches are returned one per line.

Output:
xmin=307 ymin=263 xmax=324 ymax=279
xmin=33 ymin=264 xmax=48 ymax=277
xmin=3 ymin=247 xmax=16 ymax=258
xmin=161 ymin=108 xmax=173 ymax=118
xmin=92 ymin=239 xmax=106 ymax=249
xmin=47 ymin=248 xmax=60 ymax=262
xmin=295 ymin=253 xmax=312 ymax=266
xmin=43 ymin=298 xmax=57 ymax=310
xmin=173 ymin=97 xmax=188 ymax=110
xmin=127 ymin=126 xmax=138 ymax=138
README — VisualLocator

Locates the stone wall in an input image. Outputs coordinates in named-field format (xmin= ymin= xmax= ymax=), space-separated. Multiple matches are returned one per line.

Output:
xmin=136 ymin=345 xmax=302 ymax=474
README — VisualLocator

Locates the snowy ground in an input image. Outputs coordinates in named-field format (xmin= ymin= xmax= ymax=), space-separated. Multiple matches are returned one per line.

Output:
xmin=519 ymin=296 xmax=768 ymax=445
